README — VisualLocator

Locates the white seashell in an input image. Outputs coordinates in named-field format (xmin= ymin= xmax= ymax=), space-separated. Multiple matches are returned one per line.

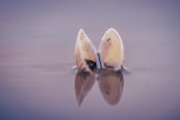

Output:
xmin=74 ymin=28 xmax=125 ymax=72
xmin=99 ymin=28 xmax=124 ymax=70
xmin=74 ymin=29 xmax=97 ymax=72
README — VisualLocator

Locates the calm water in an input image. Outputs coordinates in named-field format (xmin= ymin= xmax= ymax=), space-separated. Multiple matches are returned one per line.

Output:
xmin=0 ymin=1 xmax=180 ymax=120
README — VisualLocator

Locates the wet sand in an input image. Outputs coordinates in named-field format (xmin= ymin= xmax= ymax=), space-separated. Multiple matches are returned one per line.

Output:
xmin=0 ymin=1 xmax=180 ymax=120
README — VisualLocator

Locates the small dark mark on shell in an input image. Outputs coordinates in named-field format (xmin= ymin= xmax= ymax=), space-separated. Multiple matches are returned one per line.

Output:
xmin=85 ymin=59 xmax=97 ymax=71
xmin=104 ymin=63 xmax=114 ymax=68
xmin=107 ymin=38 xmax=111 ymax=41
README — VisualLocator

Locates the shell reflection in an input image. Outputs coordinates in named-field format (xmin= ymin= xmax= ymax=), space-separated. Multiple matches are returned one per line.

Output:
xmin=75 ymin=71 xmax=95 ymax=106
xmin=74 ymin=69 xmax=124 ymax=106
xmin=98 ymin=69 xmax=124 ymax=106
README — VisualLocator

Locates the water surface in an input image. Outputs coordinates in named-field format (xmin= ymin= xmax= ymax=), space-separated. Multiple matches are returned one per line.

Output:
xmin=0 ymin=1 xmax=180 ymax=120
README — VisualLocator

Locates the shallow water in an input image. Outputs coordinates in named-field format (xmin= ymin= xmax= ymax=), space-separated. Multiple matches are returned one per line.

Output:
xmin=0 ymin=1 xmax=180 ymax=120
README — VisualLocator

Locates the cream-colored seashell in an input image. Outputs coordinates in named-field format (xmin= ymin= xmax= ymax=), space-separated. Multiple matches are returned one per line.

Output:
xmin=74 ymin=29 xmax=97 ymax=72
xmin=74 ymin=28 xmax=125 ymax=72
xmin=99 ymin=28 xmax=124 ymax=70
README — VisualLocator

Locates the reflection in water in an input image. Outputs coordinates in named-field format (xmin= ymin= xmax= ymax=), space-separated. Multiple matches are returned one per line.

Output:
xmin=75 ymin=71 xmax=96 ymax=106
xmin=74 ymin=69 xmax=124 ymax=106
xmin=98 ymin=69 xmax=124 ymax=105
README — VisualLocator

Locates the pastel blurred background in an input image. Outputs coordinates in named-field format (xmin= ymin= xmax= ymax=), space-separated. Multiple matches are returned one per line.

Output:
xmin=0 ymin=0 xmax=180 ymax=120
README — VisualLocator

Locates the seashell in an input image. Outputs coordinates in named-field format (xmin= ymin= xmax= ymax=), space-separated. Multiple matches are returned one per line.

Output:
xmin=74 ymin=28 xmax=125 ymax=72
xmin=74 ymin=29 xmax=97 ymax=72
xmin=99 ymin=28 xmax=124 ymax=70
